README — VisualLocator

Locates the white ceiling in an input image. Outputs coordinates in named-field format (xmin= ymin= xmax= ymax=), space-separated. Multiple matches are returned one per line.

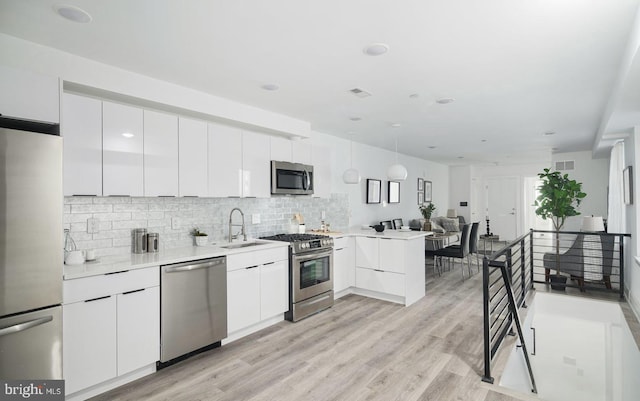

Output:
xmin=1 ymin=0 xmax=639 ymax=165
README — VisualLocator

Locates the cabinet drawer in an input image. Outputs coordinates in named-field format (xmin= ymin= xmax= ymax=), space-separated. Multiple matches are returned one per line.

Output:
xmin=64 ymin=266 xmax=159 ymax=304
xmin=254 ymin=247 xmax=288 ymax=265
xmin=227 ymin=246 xmax=288 ymax=271
xmin=334 ymin=236 xmax=350 ymax=249
xmin=355 ymin=267 xmax=404 ymax=297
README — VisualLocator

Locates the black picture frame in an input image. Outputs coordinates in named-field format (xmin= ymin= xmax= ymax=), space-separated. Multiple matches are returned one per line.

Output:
xmin=424 ymin=181 xmax=432 ymax=202
xmin=418 ymin=192 xmax=424 ymax=205
xmin=624 ymin=166 xmax=633 ymax=205
xmin=366 ymin=179 xmax=381 ymax=204
xmin=388 ymin=181 xmax=400 ymax=204
xmin=417 ymin=178 xmax=424 ymax=191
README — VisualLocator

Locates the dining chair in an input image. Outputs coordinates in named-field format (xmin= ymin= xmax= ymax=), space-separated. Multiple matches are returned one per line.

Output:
xmin=433 ymin=223 xmax=472 ymax=279
xmin=449 ymin=222 xmax=480 ymax=272
xmin=392 ymin=218 xmax=403 ymax=230
xmin=380 ymin=220 xmax=393 ymax=230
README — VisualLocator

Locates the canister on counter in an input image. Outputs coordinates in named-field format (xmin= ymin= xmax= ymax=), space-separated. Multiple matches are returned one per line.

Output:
xmin=132 ymin=228 xmax=147 ymax=253
xmin=147 ymin=232 xmax=159 ymax=253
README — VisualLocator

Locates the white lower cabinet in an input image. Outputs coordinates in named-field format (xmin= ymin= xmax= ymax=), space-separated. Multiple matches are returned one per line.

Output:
xmin=116 ymin=287 xmax=160 ymax=376
xmin=63 ymin=296 xmax=117 ymax=395
xmin=355 ymin=268 xmax=405 ymax=297
xmin=260 ymin=260 xmax=288 ymax=319
xmin=63 ymin=267 xmax=159 ymax=396
xmin=226 ymin=248 xmax=288 ymax=336
xmin=333 ymin=237 xmax=355 ymax=294
xmin=227 ymin=266 xmax=261 ymax=333
xmin=353 ymin=236 xmax=425 ymax=305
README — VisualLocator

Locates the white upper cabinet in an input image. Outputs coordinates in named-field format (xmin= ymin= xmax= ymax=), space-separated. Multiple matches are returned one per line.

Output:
xmin=0 ymin=65 xmax=60 ymax=123
xmin=270 ymin=136 xmax=292 ymax=162
xmin=292 ymin=139 xmax=312 ymax=165
xmin=62 ymin=93 xmax=102 ymax=196
xmin=143 ymin=110 xmax=179 ymax=196
xmin=178 ymin=117 xmax=208 ymax=197
xmin=208 ymin=122 xmax=242 ymax=197
xmin=103 ymin=101 xmax=144 ymax=196
xmin=242 ymin=130 xmax=271 ymax=198
xmin=312 ymin=144 xmax=332 ymax=198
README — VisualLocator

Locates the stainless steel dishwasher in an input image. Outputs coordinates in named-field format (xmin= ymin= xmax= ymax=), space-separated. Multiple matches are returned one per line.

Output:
xmin=160 ymin=257 xmax=227 ymax=366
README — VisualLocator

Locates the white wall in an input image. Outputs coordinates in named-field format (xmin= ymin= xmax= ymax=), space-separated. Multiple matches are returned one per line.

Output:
xmin=624 ymin=130 xmax=640 ymax=317
xmin=449 ymin=166 xmax=471 ymax=222
xmin=310 ymin=130 xmax=450 ymax=228
xmin=551 ymin=151 xmax=610 ymax=231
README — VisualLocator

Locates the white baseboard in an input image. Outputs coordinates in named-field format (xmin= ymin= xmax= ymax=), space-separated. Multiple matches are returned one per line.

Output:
xmin=222 ymin=314 xmax=284 ymax=345
xmin=65 ymin=364 xmax=155 ymax=401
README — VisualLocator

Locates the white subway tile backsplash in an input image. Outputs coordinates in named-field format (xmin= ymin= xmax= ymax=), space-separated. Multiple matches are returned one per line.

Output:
xmin=71 ymin=204 xmax=113 ymax=213
xmin=64 ymin=194 xmax=349 ymax=255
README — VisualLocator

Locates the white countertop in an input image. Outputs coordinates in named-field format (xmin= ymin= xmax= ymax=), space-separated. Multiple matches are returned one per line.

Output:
xmin=314 ymin=227 xmax=432 ymax=240
xmin=63 ymin=240 xmax=289 ymax=280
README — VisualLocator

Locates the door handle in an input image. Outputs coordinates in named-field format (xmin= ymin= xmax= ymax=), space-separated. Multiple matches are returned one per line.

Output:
xmin=0 ymin=316 xmax=53 ymax=337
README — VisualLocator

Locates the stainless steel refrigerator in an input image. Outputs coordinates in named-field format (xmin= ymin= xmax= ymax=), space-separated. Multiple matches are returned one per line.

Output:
xmin=0 ymin=116 xmax=63 ymax=380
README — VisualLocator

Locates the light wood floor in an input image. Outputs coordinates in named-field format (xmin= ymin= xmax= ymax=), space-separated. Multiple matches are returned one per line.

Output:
xmin=91 ymin=260 xmax=634 ymax=401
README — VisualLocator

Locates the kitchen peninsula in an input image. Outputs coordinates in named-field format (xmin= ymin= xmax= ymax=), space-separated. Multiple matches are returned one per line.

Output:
xmin=331 ymin=228 xmax=430 ymax=306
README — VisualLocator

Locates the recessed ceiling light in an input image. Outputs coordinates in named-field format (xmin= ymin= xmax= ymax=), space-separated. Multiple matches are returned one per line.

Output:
xmin=436 ymin=98 xmax=455 ymax=104
xmin=363 ymin=43 xmax=389 ymax=56
xmin=544 ymin=131 xmax=556 ymax=136
xmin=53 ymin=4 xmax=92 ymax=23
xmin=122 ymin=132 xmax=134 ymax=138
xmin=391 ymin=123 xmax=402 ymax=128
xmin=261 ymin=83 xmax=280 ymax=91
xmin=409 ymin=93 xmax=420 ymax=99
xmin=428 ymin=146 xmax=437 ymax=149
xmin=349 ymin=117 xmax=362 ymax=122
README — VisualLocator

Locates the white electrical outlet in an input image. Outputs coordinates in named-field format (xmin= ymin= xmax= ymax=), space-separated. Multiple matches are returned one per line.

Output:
xmin=252 ymin=214 xmax=261 ymax=224
xmin=87 ymin=217 xmax=99 ymax=234
xmin=321 ymin=211 xmax=326 ymax=219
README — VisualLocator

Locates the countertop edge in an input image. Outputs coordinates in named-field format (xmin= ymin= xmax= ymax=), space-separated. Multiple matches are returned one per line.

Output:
xmin=63 ymin=240 xmax=289 ymax=280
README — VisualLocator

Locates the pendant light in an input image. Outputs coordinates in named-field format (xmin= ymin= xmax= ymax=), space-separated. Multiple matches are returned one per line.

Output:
xmin=342 ymin=136 xmax=361 ymax=184
xmin=387 ymin=136 xmax=408 ymax=181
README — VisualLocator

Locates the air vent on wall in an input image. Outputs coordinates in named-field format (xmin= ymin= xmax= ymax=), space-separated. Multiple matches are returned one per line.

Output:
xmin=349 ymin=88 xmax=372 ymax=98
xmin=554 ymin=160 xmax=575 ymax=171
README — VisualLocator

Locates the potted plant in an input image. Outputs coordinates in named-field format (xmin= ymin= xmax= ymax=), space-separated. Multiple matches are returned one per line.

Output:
xmin=419 ymin=203 xmax=437 ymax=231
xmin=534 ymin=168 xmax=586 ymax=290
xmin=191 ymin=228 xmax=209 ymax=246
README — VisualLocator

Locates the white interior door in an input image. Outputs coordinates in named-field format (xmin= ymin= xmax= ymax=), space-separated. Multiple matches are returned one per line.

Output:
xmin=486 ymin=177 xmax=519 ymax=240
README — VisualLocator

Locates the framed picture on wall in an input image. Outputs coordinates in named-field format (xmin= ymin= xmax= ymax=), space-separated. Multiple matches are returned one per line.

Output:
xmin=388 ymin=181 xmax=400 ymax=203
xmin=624 ymin=166 xmax=633 ymax=205
xmin=424 ymin=181 xmax=432 ymax=202
xmin=417 ymin=178 xmax=424 ymax=191
xmin=366 ymin=179 xmax=381 ymax=204
xmin=418 ymin=192 xmax=424 ymax=205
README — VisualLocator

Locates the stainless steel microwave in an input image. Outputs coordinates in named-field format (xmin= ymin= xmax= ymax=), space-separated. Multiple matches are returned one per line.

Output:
xmin=271 ymin=160 xmax=314 ymax=195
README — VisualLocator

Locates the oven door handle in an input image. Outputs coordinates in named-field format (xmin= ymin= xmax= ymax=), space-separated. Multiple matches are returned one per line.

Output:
xmin=293 ymin=249 xmax=332 ymax=263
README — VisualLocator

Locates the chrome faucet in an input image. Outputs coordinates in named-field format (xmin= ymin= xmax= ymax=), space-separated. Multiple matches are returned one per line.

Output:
xmin=228 ymin=207 xmax=247 ymax=242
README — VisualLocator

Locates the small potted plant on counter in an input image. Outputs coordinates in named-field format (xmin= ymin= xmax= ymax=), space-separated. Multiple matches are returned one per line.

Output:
xmin=191 ymin=228 xmax=209 ymax=246
xmin=535 ymin=168 xmax=586 ymax=290
xmin=419 ymin=203 xmax=436 ymax=231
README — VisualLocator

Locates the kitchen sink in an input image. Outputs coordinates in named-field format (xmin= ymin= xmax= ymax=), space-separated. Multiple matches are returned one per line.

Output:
xmin=220 ymin=241 xmax=268 ymax=249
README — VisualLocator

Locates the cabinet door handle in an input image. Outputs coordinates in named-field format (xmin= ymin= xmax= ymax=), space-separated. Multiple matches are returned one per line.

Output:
xmin=0 ymin=316 xmax=53 ymax=337
xmin=374 ymin=269 xmax=384 ymax=272
xmin=105 ymin=270 xmax=129 ymax=275
xmin=263 ymin=262 xmax=275 ymax=266
xmin=72 ymin=194 xmax=97 ymax=197
xmin=122 ymin=288 xmax=145 ymax=295
xmin=245 ymin=265 xmax=259 ymax=270
xmin=85 ymin=295 xmax=111 ymax=303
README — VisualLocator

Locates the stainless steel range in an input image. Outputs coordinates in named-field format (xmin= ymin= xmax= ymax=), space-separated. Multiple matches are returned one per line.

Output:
xmin=260 ymin=233 xmax=333 ymax=322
